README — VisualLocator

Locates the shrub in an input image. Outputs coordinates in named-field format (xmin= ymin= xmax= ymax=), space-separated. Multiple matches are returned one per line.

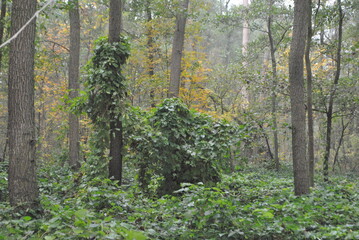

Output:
xmin=127 ymin=98 xmax=243 ymax=196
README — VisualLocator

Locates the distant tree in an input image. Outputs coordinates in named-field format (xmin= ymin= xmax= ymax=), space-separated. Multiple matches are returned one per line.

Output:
xmin=289 ymin=0 xmax=310 ymax=195
xmin=145 ymin=0 xmax=156 ymax=106
xmin=168 ymin=0 xmax=190 ymax=98
xmin=323 ymin=0 xmax=343 ymax=182
xmin=8 ymin=0 xmax=39 ymax=207
xmin=68 ymin=0 xmax=81 ymax=170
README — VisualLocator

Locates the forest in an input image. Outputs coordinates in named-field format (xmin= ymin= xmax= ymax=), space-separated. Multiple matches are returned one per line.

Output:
xmin=0 ymin=0 xmax=358 ymax=239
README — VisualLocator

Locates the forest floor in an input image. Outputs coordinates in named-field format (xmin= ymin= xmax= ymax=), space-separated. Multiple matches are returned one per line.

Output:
xmin=1 ymin=162 xmax=359 ymax=239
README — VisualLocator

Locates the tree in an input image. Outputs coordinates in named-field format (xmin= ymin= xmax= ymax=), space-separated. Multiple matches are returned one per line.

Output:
xmin=8 ymin=0 xmax=39 ymax=207
xmin=323 ymin=0 xmax=343 ymax=182
xmin=305 ymin=0 xmax=315 ymax=187
xmin=0 ymin=0 xmax=7 ymax=69
xmin=108 ymin=0 xmax=124 ymax=182
xmin=267 ymin=0 xmax=280 ymax=171
xmin=168 ymin=0 xmax=190 ymax=98
xmin=145 ymin=0 xmax=156 ymax=107
xmin=289 ymin=0 xmax=310 ymax=195
xmin=68 ymin=0 xmax=81 ymax=170
xmin=242 ymin=0 xmax=249 ymax=55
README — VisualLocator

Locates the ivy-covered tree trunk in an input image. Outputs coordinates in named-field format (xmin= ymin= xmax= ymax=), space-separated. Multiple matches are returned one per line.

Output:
xmin=8 ymin=0 xmax=39 ymax=208
xmin=68 ymin=0 xmax=81 ymax=170
xmin=289 ymin=0 xmax=310 ymax=195
xmin=108 ymin=0 xmax=123 ymax=183
xmin=168 ymin=0 xmax=190 ymax=98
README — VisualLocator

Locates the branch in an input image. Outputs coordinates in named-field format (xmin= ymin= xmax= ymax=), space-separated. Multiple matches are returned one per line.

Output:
xmin=0 ymin=0 xmax=56 ymax=49
xmin=41 ymin=40 xmax=70 ymax=52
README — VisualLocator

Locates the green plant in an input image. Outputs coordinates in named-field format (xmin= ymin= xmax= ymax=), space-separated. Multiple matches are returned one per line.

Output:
xmin=127 ymin=98 xmax=244 ymax=196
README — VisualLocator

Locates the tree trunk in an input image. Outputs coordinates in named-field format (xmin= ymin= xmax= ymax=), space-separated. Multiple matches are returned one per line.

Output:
xmin=168 ymin=0 xmax=190 ymax=98
xmin=145 ymin=0 xmax=156 ymax=107
xmin=332 ymin=117 xmax=350 ymax=172
xmin=108 ymin=0 xmax=123 ymax=183
xmin=242 ymin=0 xmax=249 ymax=55
xmin=68 ymin=0 xmax=81 ymax=170
xmin=289 ymin=0 xmax=310 ymax=195
xmin=323 ymin=0 xmax=343 ymax=182
xmin=0 ymin=0 xmax=7 ymax=69
xmin=0 ymin=0 xmax=7 ymax=161
xmin=267 ymin=7 xmax=280 ymax=172
xmin=305 ymin=0 xmax=315 ymax=187
xmin=8 ymin=0 xmax=39 ymax=208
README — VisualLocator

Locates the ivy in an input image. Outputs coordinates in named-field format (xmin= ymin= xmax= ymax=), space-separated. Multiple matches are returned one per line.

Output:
xmin=85 ymin=36 xmax=130 ymax=124
xmin=126 ymin=98 xmax=245 ymax=196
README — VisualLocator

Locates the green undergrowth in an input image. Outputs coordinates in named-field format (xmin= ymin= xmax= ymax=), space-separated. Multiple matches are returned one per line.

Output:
xmin=1 ymin=164 xmax=359 ymax=239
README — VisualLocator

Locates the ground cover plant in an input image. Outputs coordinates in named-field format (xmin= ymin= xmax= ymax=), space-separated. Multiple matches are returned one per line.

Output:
xmin=1 ymin=161 xmax=359 ymax=240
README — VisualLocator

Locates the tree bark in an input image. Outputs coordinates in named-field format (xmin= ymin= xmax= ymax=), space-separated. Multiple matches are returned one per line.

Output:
xmin=168 ymin=0 xmax=190 ymax=98
xmin=305 ymin=0 xmax=315 ymax=187
xmin=109 ymin=0 xmax=122 ymax=43
xmin=108 ymin=0 xmax=123 ymax=183
xmin=323 ymin=0 xmax=343 ymax=182
xmin=68 ymin=0 xmax=81 ymax=170
xmin=8 ymin=0 xmax=39 ymax=207
xmin=289 ymin=0 xmax=310 ymax=195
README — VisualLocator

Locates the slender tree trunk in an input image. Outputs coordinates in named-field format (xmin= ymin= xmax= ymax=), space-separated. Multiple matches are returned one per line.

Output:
xmin=0 ymin=0 xmax=7 ymax=161
xmin=323 ymin=0 xmax=343 ymax=182
xmin=108 ymin=0 xmax=123 ymax=183
xmin=8 ymin=0 xmax=39 ymax=208
xmin=267 ymin=8 xmax=280 ymax=172
xmin=68 ymin=0 xmax=81 ymax=170
xmin=242 ymin=0 xmax=249 ymax=55
xmin=145 ymin=0 xmax=156 ymax=107
xmin=0 ymin=0 xmax=7 ymax=69
xmin=305 ymin=0 xmax=315 ymax=187
xmin=332 ymin=117 xmax=350 ymax=172
xmin=168 ymin=0 xmax=190 ymax=98
xmin=289 ymin=0 xmax=310 ymax=195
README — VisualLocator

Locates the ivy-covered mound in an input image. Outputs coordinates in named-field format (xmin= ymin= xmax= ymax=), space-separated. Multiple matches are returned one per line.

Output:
xmin=127 ymin=98 xmax=243 ymax=196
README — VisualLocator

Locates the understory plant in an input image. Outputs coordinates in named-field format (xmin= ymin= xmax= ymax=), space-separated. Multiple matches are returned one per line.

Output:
xmin=126 ymin=98 xmax=244 ymax=196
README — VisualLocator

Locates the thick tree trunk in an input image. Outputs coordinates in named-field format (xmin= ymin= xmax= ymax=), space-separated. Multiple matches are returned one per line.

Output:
xmin=289 ymin=0 xmax=310 ymax=195
xmin=108 ymin=0 xmax=123 ymax=183
xmin=68 ymin=0 xmax=81 ymax=170
xmin=168 ymin=0 xmax=190 ymax=98
xmin=267 ymin=9 xmax=280 ymax=172
xmin=8 ymin=0 xmax=39 ymax=207
xmin=305 ymin=0 xmax=315 ymax=187
xmin=323 ymin=0 xmax=343 ymax=182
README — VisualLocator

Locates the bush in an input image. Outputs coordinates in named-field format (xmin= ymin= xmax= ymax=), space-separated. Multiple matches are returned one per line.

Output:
xmin=127 ymin=98 xmax=243 ymax=196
